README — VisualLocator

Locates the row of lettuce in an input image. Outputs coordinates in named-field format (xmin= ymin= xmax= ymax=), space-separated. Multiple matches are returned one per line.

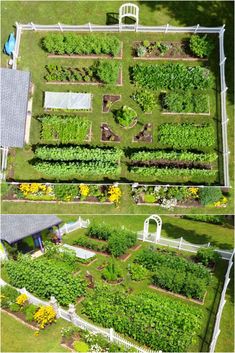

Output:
xmin=2 ymin=183 xmax=228 ymax=208
xmin=1 ymin=225 xmax=220 ymax=352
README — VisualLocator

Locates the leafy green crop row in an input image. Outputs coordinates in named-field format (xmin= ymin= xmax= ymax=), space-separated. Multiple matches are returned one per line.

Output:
xmin=42 ymin=33 xmax=121 ymax=56
xmin=131 ymin=63 xmax=214 ymax=90
xmin=129 ymin=167 xmax=217 ymax=178
xmin=33 ymin=161 xmax=121 ymax=177
xmin=82 ymin=284 xmax=202 ymax=352
xmin=40 ymin=115 xmax=90 ymax=144
xmin=162 ymin=91 xmax=209 ymax=113
xmin=5 ymin=255 xmax=86 ymax=306
xmin=129 ymin=150 xmax=217 ymax=163
xmin=158 ymin=123 xmax=216 ymax=149
xmin=34 ymin=146 xmax=123 ymax=163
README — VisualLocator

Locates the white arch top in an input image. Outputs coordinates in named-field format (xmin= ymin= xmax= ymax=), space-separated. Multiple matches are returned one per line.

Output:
xmin=119 ymin=3 xmax=139 ymax=26
xmin=143 ymin=215 xmax=162 ymax=243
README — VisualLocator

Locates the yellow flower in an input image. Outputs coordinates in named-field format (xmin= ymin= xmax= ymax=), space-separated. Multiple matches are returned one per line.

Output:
xmin=188 ymin=187 xmax=199 ymax=197
xmin=108 ymin=186 xmax=122 ymax=205
xmin=34 ymin=331 xmax=40 ymax=336
xmin=34 ymin=306 xmax=56 ymax=329
xmin=79 ymin=184 xmax=89 ymax=197
xmin=16 ymin=294 xmax=28 ymax=306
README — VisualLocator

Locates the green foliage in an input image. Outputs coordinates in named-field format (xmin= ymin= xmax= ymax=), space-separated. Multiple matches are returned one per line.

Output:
xmin=87 ymin=223 xmax=137 ymax=257
xmin=135 ymin=248 xmax=210 ymax=299
xmin=34 ymin=146 xmax=123 ymax=163
xmin=158 ymin=123 xmax=215 ymax=149
xmin=42 ymin=33 xmax=121 ymax=56
xmin=128 ymin=263 xmax=149 ymax=281
xmin=24 ymin=304 xmax=38 ymax=322
xmin=73 ymin=341 xmax=89 ymax=353
xmin=196 ymin=248 xmax=221 ymax=267
xmin=136 ymin=45 xmax=147 ymax=57
xmin=73 ymin=235 xmax=109 ymax=253
xmin=199 ymin=187 xmax=223 ymax=205
xmin=116 ymin=106 xmax=137 ymax=127
xmin=44 ymin=242 xmax=77 ymax=269
xmin=9 ymin=303 xmax=21 ymax=312
xmin=131 ymin=90 xmax=156 ymax=112
xmin=32 ymin=161 xmax=121 ymax=177
xmin=183 ymin=215 xmax=225 ymax=224
xmin=82 ymin=285 xmax=202 ymax=352
xmin=130 ymin=149 xmax=217 ymax=163
xmin=53 ymin=184 xmax=78 ymax=201
xmin=143 ymin=193 xmax=156 ymax=203
xmin=102 ymin=258 xmax=123 ymax=281
xmin=40 ymin=115 xmax=90 ymax=143
xmin=5 ymin=255 xmax=86 ymax=306
xmin=189 ymin=34 xmax=214 ymax=58
xmin=129 ymin=166 xmax=217 ymax=179
xmin=162 ymin=91 xmax=209 ymax=113
xmin=132 ymin=63 xmax=214 ymax=90
xmin=94 ymin=61 xmax=120 ymax=84
xmin=0 ymin=285 xmax=19 ymax=309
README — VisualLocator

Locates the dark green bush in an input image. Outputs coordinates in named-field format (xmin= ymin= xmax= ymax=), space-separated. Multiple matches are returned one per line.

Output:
xmin=189 ymin=34 xmax=214 ymax=58
xmin=0 ymin=285 xmax=19 ymax=308
xmin=196 ymin=248 xmax=221 ymax=267
xmin=53 ymin=184 xmax=78 ymax=201
xmin=199 ymin=187 xmax=223 ymax=205
xmin=73 ymin=235 xmax=109 ymax=253
xmin=9 ymin=302 xmax=21 ymax=312
xmin=94 ymin=61 xmax=120 ymax=84
xmin=128 ymin=263 xmax=149 ymax=281
xmin=24 ymin=304 xmax=38 ymax=322
xmin=183 ymin=215 xmax=225 ymax=224
xmin=162 ymin=91 xmax=209 ymax=113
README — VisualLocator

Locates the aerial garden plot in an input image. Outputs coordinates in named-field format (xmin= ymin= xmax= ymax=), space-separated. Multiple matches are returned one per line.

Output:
xmin=7 ymin=28 xmax=224 ymax=187
xmin=1 ymin=215 xmax=234 ymax=352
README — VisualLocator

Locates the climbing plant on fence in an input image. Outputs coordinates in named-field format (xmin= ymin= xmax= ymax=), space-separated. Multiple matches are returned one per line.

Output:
xmin=5 ymin=255 xmax=86 ymax=306
xmin=82 ymin=284 xmax=202 ymax=352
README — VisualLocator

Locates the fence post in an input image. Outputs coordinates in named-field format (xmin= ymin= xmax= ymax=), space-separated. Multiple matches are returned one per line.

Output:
xmin=179 ymin=237 xmax=183 ymax=250
xmin=194 ymin=24 xmax=199 ymax=33
xmin=58 ymin=22 xmax=63 ymax=32
xmin=68 ymin=304 xmax=77 ymax=323
xmin=50 ymin=296 xmax=60 ymax=318
xmin=89 ymin=22 xmax=92 ymax=32
xmin=31 ymin=22 xmax=37 ymax=31
xmin=165 ymin=23 xmax=169 ymax=33
xmin=65 ymin=223 xmax=68 ymax=234
xmin=109 ymin=328 xmax=114 ymax=342
xmin=208 ymin=242 xmax=210 ymax=247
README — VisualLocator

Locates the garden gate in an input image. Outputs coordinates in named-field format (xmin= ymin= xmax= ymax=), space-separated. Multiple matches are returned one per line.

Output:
xmin=142 ymin=215 xmax=162 ymax=243
xmin=119 ymin=3 xmax=139 ymax=27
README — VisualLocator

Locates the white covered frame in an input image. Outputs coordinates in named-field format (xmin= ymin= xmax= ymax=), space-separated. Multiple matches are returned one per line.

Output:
xmin=119 ymin=3 xmax=139 ymax=26
xmin=143 ymin=215 xmax=162 ymax=243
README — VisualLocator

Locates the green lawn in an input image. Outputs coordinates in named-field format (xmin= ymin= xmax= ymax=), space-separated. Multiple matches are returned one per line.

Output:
xmin=0 ymin=312 xmax=70 ymax=352
xmin=1 ymin=1 xmax=234 ymax=214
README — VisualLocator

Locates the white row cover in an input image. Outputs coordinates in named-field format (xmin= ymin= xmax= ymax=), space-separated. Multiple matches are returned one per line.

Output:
xmin=44 ymin=91 xmax=92 ymax=110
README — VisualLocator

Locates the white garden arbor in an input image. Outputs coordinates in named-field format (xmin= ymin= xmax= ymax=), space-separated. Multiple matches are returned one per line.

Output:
xmin=139 ymin=215 xmax=162 ymax=243
xmin=119 ymin=3 xmax=139 ymax=27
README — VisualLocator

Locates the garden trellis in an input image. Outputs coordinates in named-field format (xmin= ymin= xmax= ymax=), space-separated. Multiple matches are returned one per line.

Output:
xmin=11 ymin=20 xmax=230 ymax=187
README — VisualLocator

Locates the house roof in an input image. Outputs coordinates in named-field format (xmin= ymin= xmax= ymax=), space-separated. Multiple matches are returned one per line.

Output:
xmin=1 ymin=68 xmax=30 ymax=148
xmin=0 ymin=215 xmax=62 ymax=244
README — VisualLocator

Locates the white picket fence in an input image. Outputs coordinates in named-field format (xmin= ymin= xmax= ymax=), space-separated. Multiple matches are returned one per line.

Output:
xmin=0 ymin=279 xmax=157 ymax=353
xmin=10 ymin=21 xmax=229 ymax=188
xmin=137 ymin=232 xmax=233 ymax=260
xmin=56 ymin=217 xmax=90 ymax=236
xmin=209 ymin=251 xmax=234 ymax=352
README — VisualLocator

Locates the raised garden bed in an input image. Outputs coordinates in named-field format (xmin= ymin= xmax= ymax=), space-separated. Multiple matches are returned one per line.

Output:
xmin=133 ymin=40 xmax=208 ymax=60
xmin=133 ymin=123 xmax=152 ymax=143
xmin=101 ymin=123 xmax=121 ymax=142
xmin=102 ymin=94 xmax=121 ymax=113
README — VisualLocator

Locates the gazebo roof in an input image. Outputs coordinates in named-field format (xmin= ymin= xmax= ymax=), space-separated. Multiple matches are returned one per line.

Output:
xmin=1 ymin=68 xmax=30 ymax=148
xmin=0 ymin=215 xmax=62 ymax=244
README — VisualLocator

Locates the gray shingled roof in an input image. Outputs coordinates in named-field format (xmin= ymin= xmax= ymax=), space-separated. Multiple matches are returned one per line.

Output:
xmin=0 ymin=215 xmax=62 ymax=244
xmin=1 ymin=68 xmax=30 ymax=148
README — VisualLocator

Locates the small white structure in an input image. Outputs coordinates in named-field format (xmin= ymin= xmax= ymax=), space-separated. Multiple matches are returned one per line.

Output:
xmin=141 ymin=215 xmax=162 ymax=243
xmin=119 ymin=3 xmax=139 ymax=27
xmin=62 ymin=244 xmax=95 ymax=260
xmin=44 ymin=92 xmax=92 ymax=110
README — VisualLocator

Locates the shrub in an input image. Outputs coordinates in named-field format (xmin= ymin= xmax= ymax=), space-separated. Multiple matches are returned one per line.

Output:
xmin=137 ymin=45 xmax=147 ymax=57
xmin=16 ymin=294 xmax=28 ymax=306
xmin=102 ymin=258 xmax=123 ymax=281
xmin=0 ymin=285 xmax=19 ymax=308
xmin=143 ymin=194 xmax=156 ymax=203
xmin=73 ymin=341 xmax=89 ymax=353
xmin=53 ymin=184 xmax=78 ymax=201
xmin=24 ymin=304 xmax=38 ymax=322
xmin=131 ymin=90 xmax=156 ymax=112
xmin=196 ymin=248 xmax=221 ymax=267
xmin=162 ymin=91 xmax=209 ymax=113
xmin=189 ymin=34 xmax=214 ymax=58
xmin=183 ymin=215 xmax=225 ymax=224
xmin=199 ymin=187 xmax=223 ymax=205
xmin=33 ymin=305 xmax=56 ymax=329
xmin=116 ymin=106 xmax=137 ymax=127
xmin=73 ymin=235 xmax=109 ymax=253
xmin=9 ymin=303 xmax=21 ymax=312
xmin=128 ymin=263 xmax=149 ymax=281
xmin=95 ymin=61 xmax=120 ymax=84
